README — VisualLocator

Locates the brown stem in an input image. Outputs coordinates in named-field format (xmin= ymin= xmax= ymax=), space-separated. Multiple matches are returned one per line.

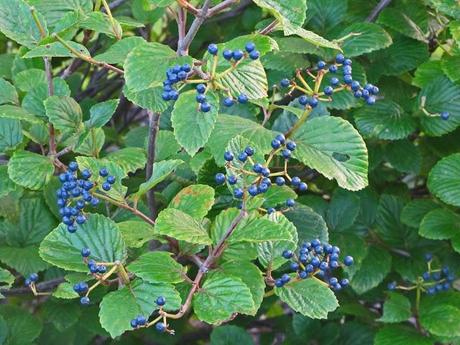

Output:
xmin=1 ymin=278 xmax=64 ymax=296
xmin=259 ymin=19 xmax=279 ymax=35
xmin=146 ymin=111 xmax=160 ymax=220
xmin=366 ymin=0 xmax=392 ymax=22
xmin=207 ymin=0 xmax=239 ymax=17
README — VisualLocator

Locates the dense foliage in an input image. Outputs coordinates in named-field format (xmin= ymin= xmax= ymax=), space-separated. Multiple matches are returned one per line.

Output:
xmin=0 ymin=0 xmax=459 ymax=344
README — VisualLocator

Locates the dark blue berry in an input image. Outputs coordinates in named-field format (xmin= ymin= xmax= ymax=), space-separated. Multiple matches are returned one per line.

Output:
xmin=280 ymin=79 xmax=290 ymax=88
xmin=249 ymin=51 xmax=260 ymax=60
xmin=344 ymin=58 xmax=352 ymax=66
xmin=275 ymin=134 xmax=286 ymax=144
xmin=57 ymin=198 xmax=66 ymax=207
xmin=298 ymin=182 xmax=308 ymax=192
xmin=261 ymin=167 xmax=270 ymax=177
xmin=275 ymin=279 xmax=284 ymax=287
xmin=162 ymin=92 xmax=171 ymax=101
xmin=441 ymin=111 xmax=450 ymax=120
xmin=311 ymin=257 xmax=320 ymax=267
xmin=107 ymin=176 xmax=116 ymax=184
xmin=238 ymin=152 xmax=248 ymax=162
xmin=215 ymin=173 xmax=225 ymax=184
xmin=291 ymin=176 xmax=301 ymax=186
xmin=290 ymin=262 xmax=300 ymax=271
xmin=258 ymin=183 xmax=269 ymax=193
xmin=59 ymin=173 xmax=68 ymax=182
xmin=224 ymin=151 xmax=234 ymax=161
xmin=196 ymin=84 xmax=206 ymax=94
xmin=351 ymin=81 xmax=360 ymax=91
xmin=233 ymin=50 xmax=244 ymax=60
xmin=427 ymin=287 xmax=436 ymax=295
xmin=336 ymin=54 xmax=345 ymax=64
xmin=83 ymin=181 xmax=94 ymax=190
xmin=317 ymin=61 xmax=326 ymax=69
xmin=238 ymin=94 xmax=248 ymax=104
xmin=424 ymin=253 xmax=433 ymax=262
xmin=200 ymin=102 xmax=211 ymax=112
xmin=68 ymin=161 xmax=78 ymax=171
xmin=299 ymin=95 xmax=309 ymax=106
xmin=329 ymin=65 xmax=338 ymax=73
xmin=81 ymin=248 xmax=91 ymax=257
xmin=311 ymin=239 xmax=321 ymax=247
xmin=343 ymin=65 xmax=352 ymax=75
xmin=281 ymin=274 xmax=291 ymax=283
xmin=223 ymin=49 xmax=233 ymax=60
xmin=354 ymin=90 xmax=363 ymax=98
xmin=245 ymin=146 xmax=255 ymax=156
xmin=275 ymin=177 xmax=285 ymax=186
xmin=324 ymin=86 xmax=333 ymax=96
xmin=248 ymin=185 xmax=258 ymax=196
xmin=208 ymin=44 xmax=218 ymax=55
xmin=223 ymin=97 xmax=234 ymax=107
xmin=80 ymin=296 xmax=90 ymax=305
xmin=29 ymin=273 xmax=38 ymax=282
xmin=309 ymin=97 xmax=318 ymax=108
xmin=76 ymin=215 xmax=86 ymax=225
xmin=282 ymin=250 xmax=293 ymax=259
xmin=282 ymin=149 xmax=291 ymax=159
xmin=155 ymin=322 xmax=166 ymax=332
xmin=67 ymin=225 xmax=77 ymax=233
xmin=102 ymin=182 xmax=111 ymax=191
xmin=245 ymin=42 xmax=255 ymax=53
xmin=99 ymin=168 xmax=108 ymax=177
xmin=319 ymin=261 xmax=328 ymax=271
xmin=344 ymin=256 xmax=354 ymax=266
xmin=181 ymin=64 xmax=191 ymax=73
xmin=169 ymin=90 xmax=179 ymax=101
xmin=271 ymin=139 xmax=281 ymax=149
xmin=343 ymin=74 xmax=353 ymax=84
xmin=329 ymin=277 xmax=338 ymax=286
xmin=156 ymin=296 xmax=166 ymax=306
xmin=136 ymin=315 xmax=146 ymax=326
xmin=24 ymin=278 xmax=31 ymax=286
xmin=267 ymin=207 xmax=276 ymax=214
xmin=196 ymin=94 xmax=206 ymax=103
xmin=253 ymin=163 xmax=263 ymax=173
xmin=330 ymin=77 xmax=339 ymax=86
xmin=286 ymin=199 xmax=295 ymax=207
xmin=130 ymin=319 xmax=138 ymax=328
xmin=305 ymin=264 xmax=314 ymax=273
xmin=366 ymin=96 xmax=376 ymax=105
xmin=228 ymin=175 xmax=237 ymax=185
xmin=234 ymin=188 xmax=244 ymax=199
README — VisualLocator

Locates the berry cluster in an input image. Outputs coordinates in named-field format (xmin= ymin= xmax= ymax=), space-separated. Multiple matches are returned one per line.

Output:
xmin=387 ymin=253 xmax=455 ymax=295
xmin=276 ymin=239 xmax=354 ymax=291
xmin=280 ymin=53 xmax=379 ymax=106
xmin=56 ymin=163 xmax=115 ymax=233
xmin=130 ymin=296 xmax=167 ymax=332
xmin=24 ymin=272 xmax=38 ymax=287
xmin=216 ymin=41 xmax=261 ymax=61
xmin=215 ymin=133 xmax=304 ymax=211
xmin=162 ymin=63 xmax=191 ymax=102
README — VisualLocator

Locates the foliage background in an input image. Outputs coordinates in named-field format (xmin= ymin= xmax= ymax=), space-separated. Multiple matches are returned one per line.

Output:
xmin=0 ymin=0 xmax=460 ymax=344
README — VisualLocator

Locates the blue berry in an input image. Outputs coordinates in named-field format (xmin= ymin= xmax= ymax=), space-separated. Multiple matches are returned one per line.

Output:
xmin=305 ymin=264 xmax=314 ymax=273
xmin=245 ymin=42 xmax=256 ymax=53
xmin=223 ymin=97 xmax=234 ymax=107
xmin=233 ymin=50 xmax=244 ymax=60
xmin=351 ymin=81 xmax=360 ymax=91
xmin=249 ymin=50 xmax=260 ymax=60
xmin=282 ymin=250 xmax=293 ymax=259
xmin=81 ymin=248 xmax=91 ymax=257
xmin=422 ymin=272 xmax=431 ymax=281
xmin=136 ymin=315 xmax=146 ymax=326
xmin=275 ymin=177 xmax=285 ymax=186
xmin=317 ymin=61 xmax=326 ymax=69
xmin=248 ymin=185 xmax=258 ymax=196
xmin=286 ymin=199 xmax=295 ymax=207
xmin=311 ymin=257 xmax=320 ymax=267
xmin=344 ymin=58 xmax=352 ymax=66
xmin=80 ymin=296 xmax=90 ymax=305
xmin=298 ymin=182 xmax=308 ymax=192
xmin=215 ymin=173 xmax=225 ymax=184
xmin=57 ymin=198 xmax=66 ymax=207
xmin=99 ymin=168 xmax=108 ymax=177
xmin=234 ymin=188 xmax=244 ymax=199
xmin=223 ymin=49 xmax=233 ymax=60
xmin=168 ymin=73 xmax=178 ymax=83
xmin=67 ymin=225 xmax=77 ymax=233
xmin=274 ymin=279 xmax=284 ymax=287
xmin=329 ymin=277 xmax=338 ymax=286
xmin=68 ymin=161 xmax=78 ymax=171
xmin=282 ymin=149 xmax=291 ymax=159
xmin=162 ymin=92 xmax=171 ymax=101
xmin=271 ymin=139 xmax=281 ymax=149
xmin=324 ymin=86 xmax=333 ymax=96
xmin=330 ymin=260 xmax=340 ymax=269
xmin=336 ymin=54 xmax=345 ymax=64
xmin=181 ymin=64 xmax=191 ymax=73
xmin=196 ymin=94 xmax=206 ymax=103
xmin=29 ymin=273 xmax=38 ymax=282
xmin=329 ymin=65 xmax=338 ymax=73
xmin=238 ymin=152 xmax=248 ymax=162
xmin=200 ymin=102 xmax=211 ymax=112
xmin=280 ymin=78 xmax=290 ymax=88
xmin=258 ymin=183 xmax=269 ymax=193
xmin=83 ymin=181 xmax=94 ymax=190
xmin=245 ymin=146 xmax=255 ymax=156
xmin=177 ymin=71 xmax=187 ymax=80
xmin=331 ymin=77 xmax=340 ymax=86
xmin=354 ymin=90 xmax=363 ymax=98
xmin=224 ymin=151 xmax=234 ymax=161
xmin=344 ymin=256 xmax=354 ymax=266
xmin=71 ymin=188 xmax=81 ymax=197
xmin=155 ymin=322 xmax=166 ymax=333
xmin=130 ymin=319 xmax=138 ymax=328
xmin=169 ymin=90 xmax=179 ymax=101
xmin=343 ymin=65 xmax=352 ymax=75
xmin=291 ymin=177 xmax=301 ymax=186
xmin=156 ymin=296 xmax=166 ymax=306
xmin=275 ymin=134 xmax=286 ymax=144
xmin=24 ymin=278 xmax=31 ymax=286
xmin=196 ymin=84 xmax=206 ymax=94
xmin=343 ymin=74 xmax=353 ymax=84
xmin=208 ymin=44 xmax=218 ymax=55
xmin=441 ymin=111 xmax=450 ymax=120
xmin=309 ymin=97 xmax=318 ymax=108
xmin=76 ymin=215 xmax=86 ymax=225
xmin=228 ymin=175 xmax=237 ymax=185
xmin=59 ymin=173 xmax=68 ymax=183
xmin=172 ymin=65 xmax=181 ymax=73
xmin=299 ymin=271 xmax=308 ymax=279
xmin=107 ymin=176 xmax=116 ymax=184
xmin=299 ymin=95 xmax=309 ymax=106
xmin=62 ymin=216 xmax=73 ymax=225
xmin=97 ymin=265 xmax=107 ymax=274
xmin=319 ymin=261 xmax=328 ymax=271
xmin=102 ymin=182 xmax=111 ymax=191
xmin=290 ymin=262 xmax=300 ymax=271
xmin=238 ymin=94 xmax=248 ymax=104
xmin=281 ymin=274 xmax=291 ymax=283
xmin=261 ymin=167 xmax=270 ymax=177
xmin=267 ymin=207 xmax=276 ymax=214
xmin=424 ymin=253 xmax=433 ymax=262
xmin=427 ymin=287 xmax=436 ymax=295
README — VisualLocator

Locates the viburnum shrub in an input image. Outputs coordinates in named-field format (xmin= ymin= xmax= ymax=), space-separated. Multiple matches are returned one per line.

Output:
xmin=0 ymin=0 xmax=459 ymax=344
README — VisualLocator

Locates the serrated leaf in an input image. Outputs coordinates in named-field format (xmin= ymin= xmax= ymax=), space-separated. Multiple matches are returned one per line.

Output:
xmin=105 ymin=147 xmax=146 ymax=174
xmin=80 ymin=12 xmax=122 ymax=38
xmin=99 ymin=279 xmax=181 ymax=338
xmin=86 ymin=99 xmax=119 ymax=128
xmin=155 ymin=208 xmax=212 ymax=245
xmin=275 ymin=278 xmax=339 ymax=319
xmin=128 ymin=251 xmax=186 ymax=284
xmin=0 ymin=78 xmax=18 ymax=105
xmin=117 ymin=221 xmax=156 ymax=248
xmin=379 ymin=292 xmax=412 ymax=323
xmin=193 ymin=272 xmax=255 ymax=324
xmin=95 ymin=36 xmax=146 ymax=65
xmin=0 ymin=245 xmax=49 ymax=276
xmin=337 ymin=22 xmax=392 ymax=57
xmin=326 ymin=188 xmax=360 ymax=231
xmin=44 ymin=95 xmax=82 ymax=132
xmin=252 ymin=0 xmax=306 ymax=28
xmin=283 ymin=22 xmax=341 ymax=50
xmin=284 ymin=204 xmax=329 ymax=243
xmin=376 ymin=195 xmax=413 ymax=246
xmin=133 ymin=159 xmax=183 ymax=200
xmin=354 ymin=101 xmax=416 ymax=140
xmin=0 ymin=305 xmax=43 ymax=345
xmin=377 ymin=7 xmax=428 ymax=42
xmin=374 ymin=325 xmax=432 ymax=345
xmin=0 ymin=0 xmax=48 ymax=48
xmin=348 ymin=246 xmax=391 ymax=294
xmin=39 ymin=214 xmax=127 ymax=272
xmin=292 ymin=116 xmax=368 ymax=191
xmin=24 ymin=41 xmax=90 ymax=58
xmin=428 ymin=153 xmax=460 ymax=207
xmin=420 ymin=301 xmax=460 ymax=337
xmin=401 ymin=199 xmax=439 ymax=228
xmin=305 ymin=0 xmax=348 ymax=34
xmin=169 ymin=184 xmax=215 ymax=219
xmin=442 ymin=55 xmax=460 ymax=83
xmin=412 ymin=60 xmax=443 ymax=88
xmin=8 ymin=151 xmax=54 ymax=190
xmin=27 ymin=0 xmax=92 ymax=28
xmin=210 ymin=325 xmax=254 ymax=345
xmin=419 ymin=208 xmax=460 ymax=240
xmin=0 ymin=118 xmax=22 ymax=152
xmin=230 ymin=217 xmax=292 ymax=243
xmin=172 ymin=90 xmax=219 ymax=156
xmin=385 ymin=139 xmax=421 ymax=174
xmin=0 ymin=105 xmax=42 ymax=124
xmin=0 ymin=268 xmax=14 ymax=289
xmin=418 ymin=77 xmax=460 ymax=136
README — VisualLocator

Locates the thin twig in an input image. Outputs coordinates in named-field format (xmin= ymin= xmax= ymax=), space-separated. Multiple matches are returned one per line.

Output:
xmin=259 ymin=19 xmax=279 ymax=35
xmin=366 ymin=0 xmax=392 ymax=22
xmin=1 ymin=278 xmax=64 ymax=296
xmin=146 ymin=111 xmax=161 ymax=220
xmin=207 ymin=0 xmax=239 ymax=17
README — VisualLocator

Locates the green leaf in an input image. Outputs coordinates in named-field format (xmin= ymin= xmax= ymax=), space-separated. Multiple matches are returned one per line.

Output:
xmin=284 ymin=204 xmax=329 ymax=243
xmin=337 ymin=23 xmax=392 ymax=57
xmin=401 ymin=199 xmax=439 ymax=228
xmin=74 ymin=127 xmax=105 ymax=156
xmin=39 ymin=214 xmax=127 ymax=272
xmin=428 ymin=153 xmax=460 ymax=207
xmin=124 ymin=42 xmax=192 ymax=112
xmin=0 ymin=268 xmax=14 ymax=289
xmin=133 ymin=159 xmax=184 ymax=200
xmin=219 ymin=261 xmax=265 ymax=314
xmin=99 ymin=279 xmax=181 ymax=338
xmin=0 ymin=305 xmax=43 ymax=345
xmin=210 ymin=325 xmax=254 ymax=345
xmin=230 ymin=216 xmax=292 ymax=243
xmin=8 ymin=151 xmax=54 ymax=190
xmin=172 ymin=90 xmax=220 ymax=156
xmin=283 ymin=22 xmax=341 ymax=50
xmin=52 ymin=282 xmax=79 ymax=300
xmin=14 ymin=68 xmax=46 ymax=91
xmin=0 ymin=105 xmax=42 ymax=124
xmin=0 ymin=0 xmax=48 ymax=48
xmin=419 ymin=208 xmax=460 ymax=240
xmin=252 ymin=0 xmax=306 ymax=27
xmin=385 ymin=139 xmax=421 ymax=174
xmin=169 ymin=184 xmax=215 ymax=219
xmin=86 ymin=99 xmax=119 ymax=128
xmin=0 ymin=118 xmax=22 ymax=152
xmin=412 ymin=60 xmax=443 ymax=88
xmin=207 ymin=114 xmax=277 ymax=166
xmin=0 ymin=78 xmax=18 ymax=105
xmin=193 ymin=272 xmax=255 ymax=324
xmin=354 ymin=101 xmax=416 ymax=140
xmin=292 ymin=116 xmax=368 ymax=191
xmin=155 ymin=208 xmax=212 ymax=245
xmin=375 ymin=195 xmax=413 ymax=246
xmin=105 ymin=147 xmax=146 ymax=174
xmin=305 ymin=0 xmax=348 ymax=34
xmin=378 ymin=292 xmax=412 ymax=323
xmin=127 ymin=251 xmax=186 ymax=284
xmin=147 ymin=0 xmax=175 ymax=7
xmin=275 ymin=278 xmax=339 ymax=319
xmin=42 ymin=299 xmax=82 ymax=332
xmin=418 ymin=77 xmax=460 ymax=137
xmin=44 ymin=95 xmax=83 ymax=133
xmin=348 ymin=246 xmax=391 ymax=294
xmin=377 ymin=7 xmax=428 ymax=42
xmin=23 ymin=41 xmax=90 ymax=58
xmin=420 ymin=303 xmax=460 ymax=337
xmin=117 ymin=220 xmax=156 ymax=248
xmin=326 ymin=189 xmax=360 ymax=231
xmin=94 ymin=36 xmax=146 ymax=65
xmin=374 ymin=325 xmax=432 ymax=345
xmin=80 ymin=12 xmax=122 ymax=38
xmin=442 ymin=55 xmax=460 ymax=83
xmin=0 ymin=245 xmax=49 ymax=276
xmin=27 ymin=0 xmax=92 ymax=28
